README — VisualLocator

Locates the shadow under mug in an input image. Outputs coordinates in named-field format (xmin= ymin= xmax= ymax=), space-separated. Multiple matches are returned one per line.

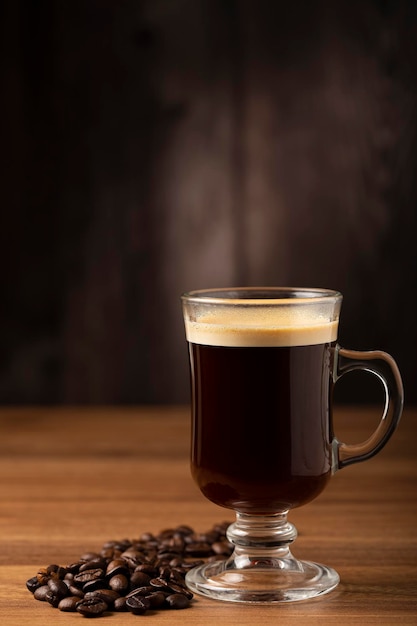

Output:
xmin=181 ymin=287 xmax=404 ymax=603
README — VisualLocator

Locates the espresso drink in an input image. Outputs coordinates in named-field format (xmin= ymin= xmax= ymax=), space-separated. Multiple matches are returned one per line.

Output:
xmin=186 ymin=311 xmax=338 ymax=514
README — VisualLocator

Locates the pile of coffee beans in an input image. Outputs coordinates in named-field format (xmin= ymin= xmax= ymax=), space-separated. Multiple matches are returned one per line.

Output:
xmin=26 ymin=522 xmax=233 ymax=618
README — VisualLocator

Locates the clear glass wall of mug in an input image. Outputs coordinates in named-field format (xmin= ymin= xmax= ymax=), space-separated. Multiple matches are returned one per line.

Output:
xmin=182 ymin=287 xmax=403 ymax=603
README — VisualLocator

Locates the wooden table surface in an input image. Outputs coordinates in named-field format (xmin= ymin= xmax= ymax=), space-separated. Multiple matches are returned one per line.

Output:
xmin=0 ymin=406 xmax=416 ymax=625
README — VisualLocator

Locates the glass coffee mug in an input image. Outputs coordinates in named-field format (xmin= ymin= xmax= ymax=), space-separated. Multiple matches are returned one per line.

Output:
xmin=181 ymin=287 xmax=403 ymax=603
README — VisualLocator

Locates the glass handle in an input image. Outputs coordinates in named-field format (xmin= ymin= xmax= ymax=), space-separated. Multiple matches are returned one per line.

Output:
xmin=332 ymin=345 xmax=404 ymax=471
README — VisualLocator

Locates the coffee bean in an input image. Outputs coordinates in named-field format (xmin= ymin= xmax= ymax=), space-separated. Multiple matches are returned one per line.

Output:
xmin=66 ymin=561 xmax=82 ymax=574
xmin=185 ymin=541 xmax=213 ymax=557
xmin=169 ymin=567 xmax=184 ymax=581
xmin=58 ymin=596 xmax=80 ymax=612
xmin=178 ymin=559 xmax=205 ymax=570
xmin=33 ymin=585 xmax=50 ymax=601
xmin=74 ymin=568 xmax=104 ymax=586
xmin=111 ymin=539 xmax=131 ymax=552
xmin=195 ymin=531 xmax=219 ymax=544
xmin=156 ymin=551 xmax=176 ymax=563
xmin=139 ymin=532 xmax=155 ymax=542
xmin=46 ymin=563 xmax=67 ymax=578
xmin=46 ymin=563 xmax=59 ymax=573
xmin=146 ymin=591 xmax=167 ymax=608
xmin=126 ymin=585 xmax=155 ymax=597
xmin=114 ymin=596 xmax=128 ymax=611
xmin=76 ymin=597 xmax=108 ymax=617
xmin=35 ymin=567 xmax=50 ymax=586
xmin=82 ymin=578 xmax=107 ymax=593
xmin=45 ymin=590 xmax=62 ymax=608
xmin=134 ymin=563 xmax=158 ymax=577
xmin=26 ymin=576 xmax=41 ymax=593
xmin=168 ymin=581 xmax=194 ymax=599
xmin=121 ymin=547 xmax=146 ymax=560
xmin=130 ymin=570 xmax=151 ymax=588
xmin=126 ymin=593 xmax=151 ymax=615
xmin=80 ymin=557 xmax=107 ymax=572
xmin=150 ymin=576 xmax=171 ymax=590
xmin=85 ymin=589 xmax=120 ymax=606
xmin=26 ymin=521 xmax=233 ymax=618
xmin=67 ymin=583 xmax=84 ymax=598
xmin=108 ymin=573 xmax=129 ymax=592
xmin=47 ymin=578 xmax=68 ymax=598
xmin=165 ymin=593 xmax=190 ymax=609
xmin=105 ymin=559 xmax=129 ymax=578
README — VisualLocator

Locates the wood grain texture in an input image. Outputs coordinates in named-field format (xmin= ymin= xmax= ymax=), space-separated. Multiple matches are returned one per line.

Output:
xmin=0 ymin=406 xmax=416 ymax=624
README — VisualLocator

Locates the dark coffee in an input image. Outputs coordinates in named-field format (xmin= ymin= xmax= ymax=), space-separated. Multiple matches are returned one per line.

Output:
xmin=189 ymin=341 xmax=335 ymax=514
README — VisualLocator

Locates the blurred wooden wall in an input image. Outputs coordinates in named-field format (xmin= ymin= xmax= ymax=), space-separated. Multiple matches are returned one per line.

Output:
xmin=1 ymin=0 xmax=416 ymax=404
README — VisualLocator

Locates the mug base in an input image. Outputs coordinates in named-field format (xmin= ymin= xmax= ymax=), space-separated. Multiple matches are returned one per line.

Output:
xmin=185 ymin=559 xmax=340 ymax=603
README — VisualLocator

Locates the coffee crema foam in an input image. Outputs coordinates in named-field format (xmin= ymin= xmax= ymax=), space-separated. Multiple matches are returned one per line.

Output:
xmin=185 ymin=309 xmax=338 ymax=347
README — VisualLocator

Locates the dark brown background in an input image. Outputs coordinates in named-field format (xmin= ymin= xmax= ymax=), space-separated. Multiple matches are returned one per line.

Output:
xmin=1 ymin=0 xmax=416 ymax=405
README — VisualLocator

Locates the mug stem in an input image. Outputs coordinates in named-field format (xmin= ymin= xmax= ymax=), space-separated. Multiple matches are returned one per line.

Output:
xmin=185 ymin=512 xmax=339 ymax=602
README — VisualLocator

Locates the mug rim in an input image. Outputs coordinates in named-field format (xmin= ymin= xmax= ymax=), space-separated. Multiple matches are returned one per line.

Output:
xmin=181 ymin=286 xmax=342 ymax=305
